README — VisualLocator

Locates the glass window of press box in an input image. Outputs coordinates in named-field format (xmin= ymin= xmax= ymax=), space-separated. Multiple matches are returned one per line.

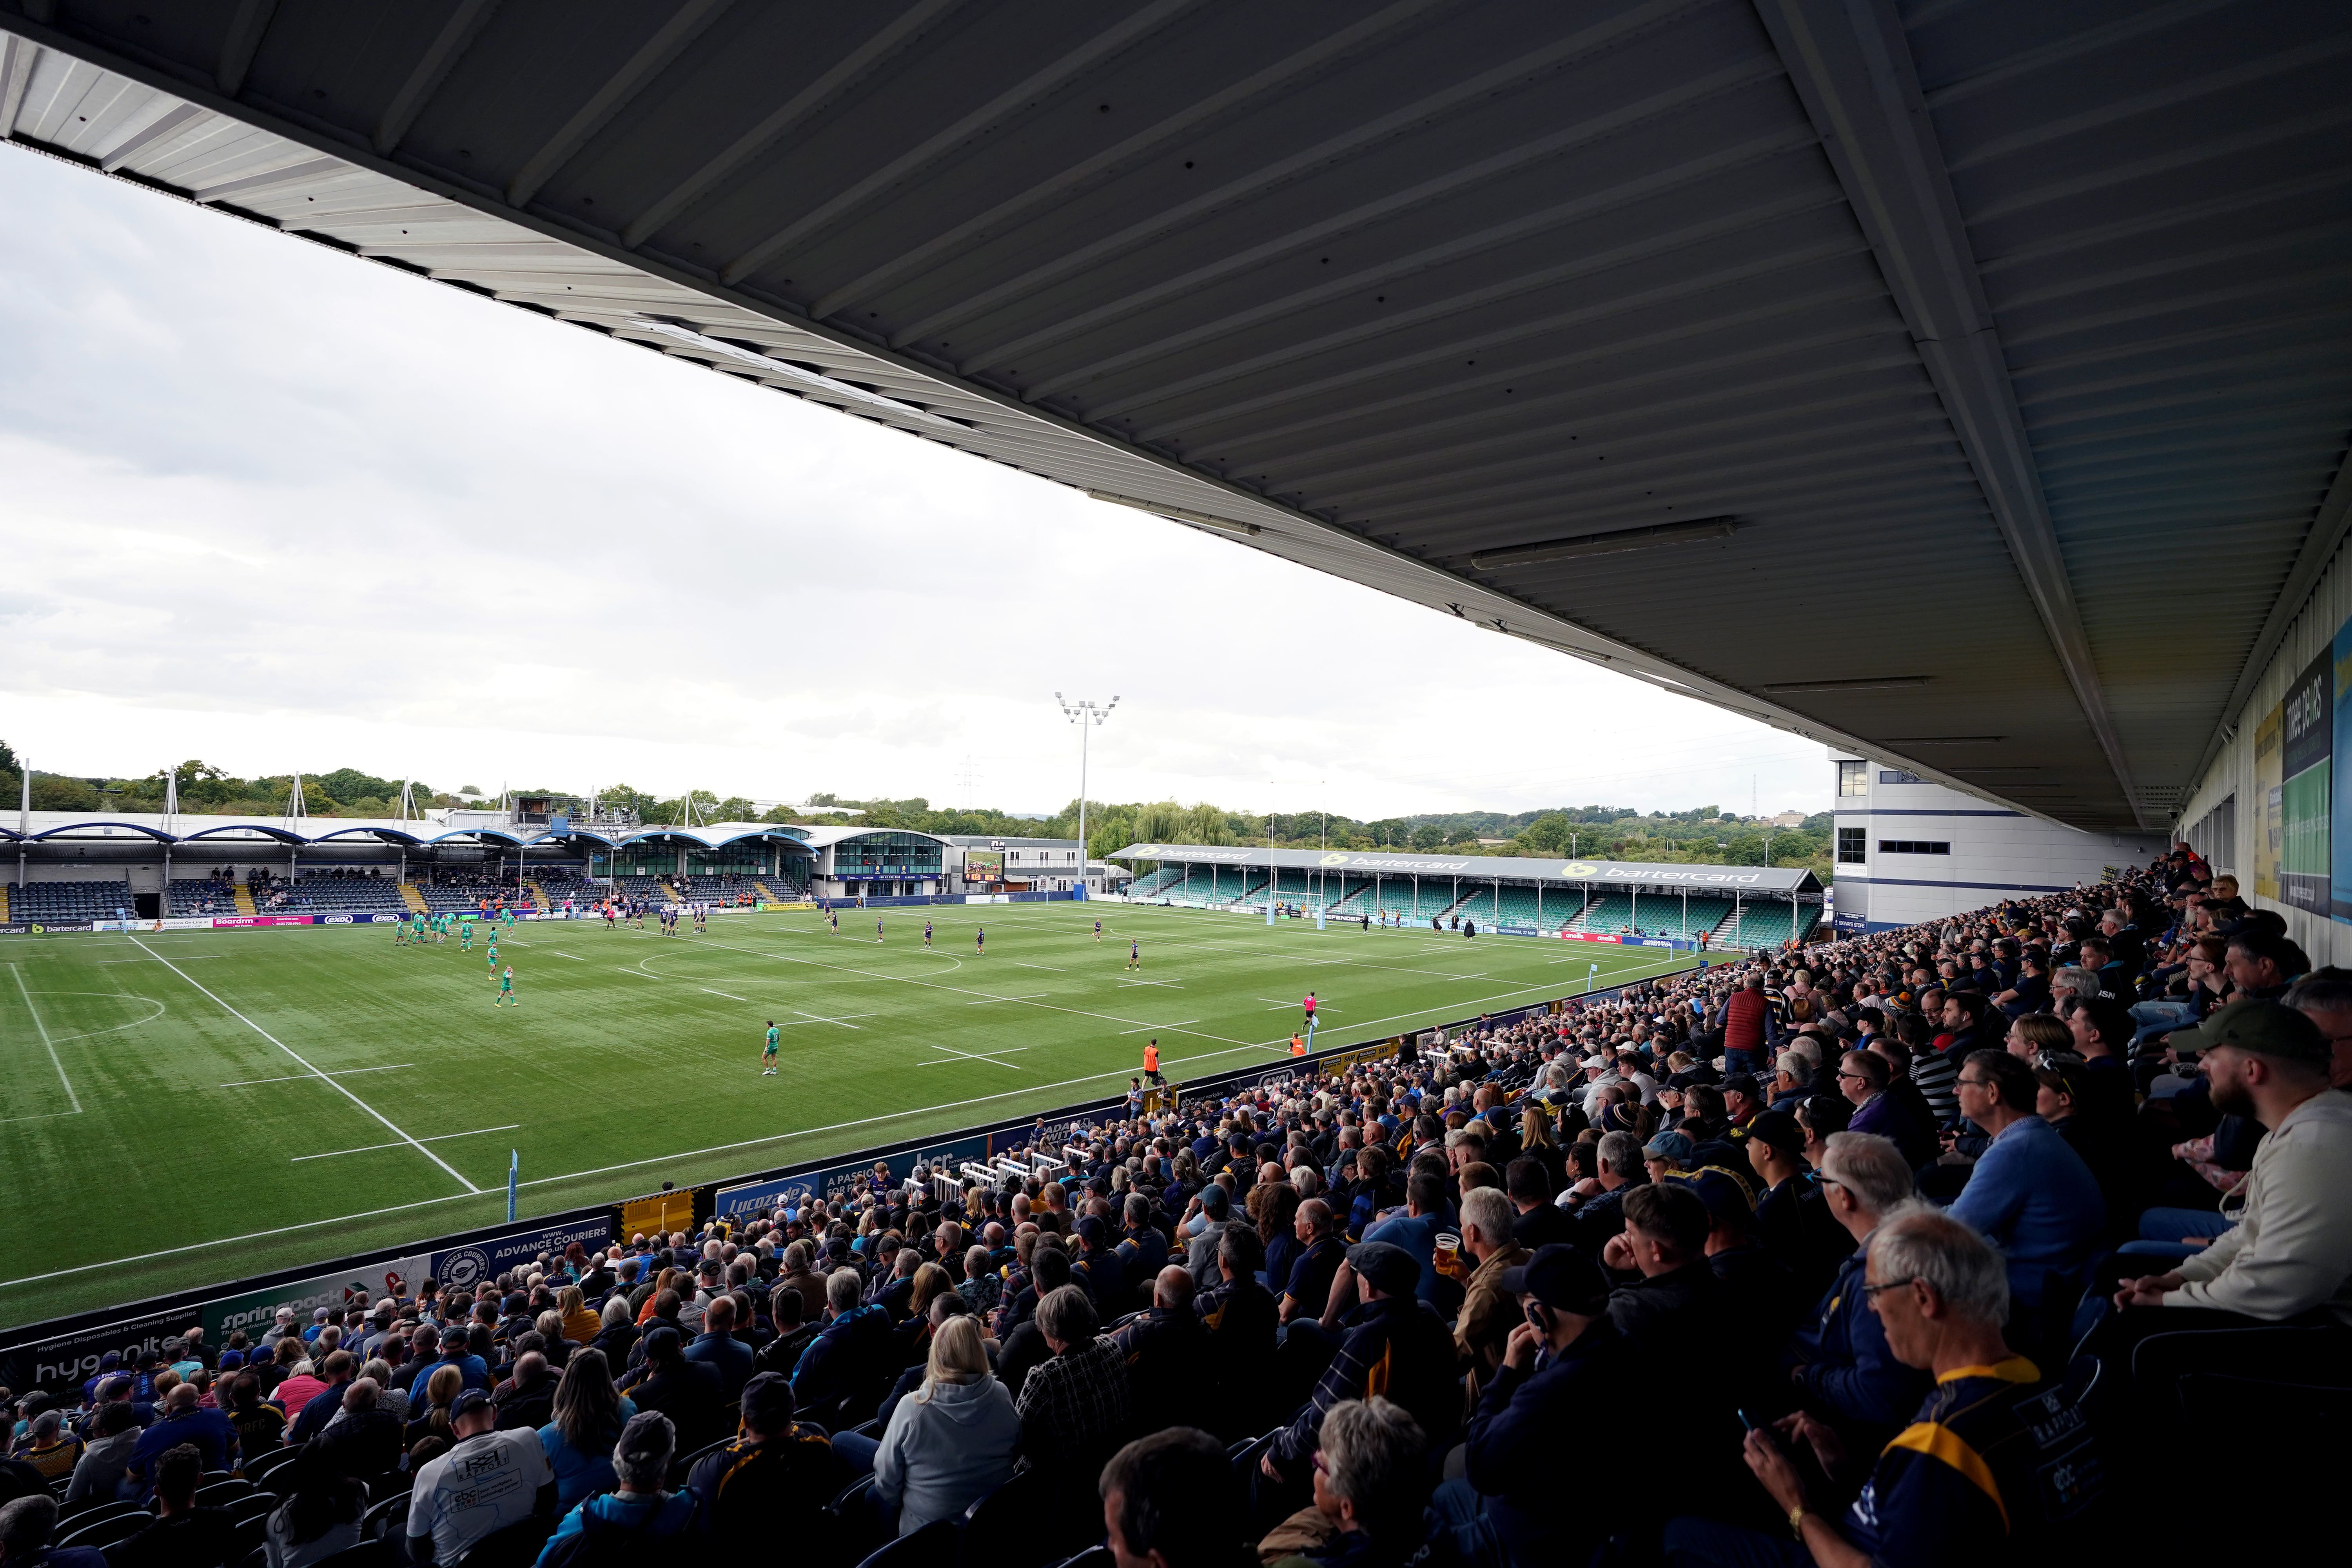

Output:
xmin=831 ymin=832 xmax=944 ymax=875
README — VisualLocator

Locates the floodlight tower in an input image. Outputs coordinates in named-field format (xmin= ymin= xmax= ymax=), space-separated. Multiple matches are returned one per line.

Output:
xmin=1055 ymin=693 xmax=1118 ymax=896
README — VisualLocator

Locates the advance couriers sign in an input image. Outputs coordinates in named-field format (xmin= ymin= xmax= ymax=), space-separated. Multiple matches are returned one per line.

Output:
xmin=427 ymin=1216 xmax=615 ymax=1296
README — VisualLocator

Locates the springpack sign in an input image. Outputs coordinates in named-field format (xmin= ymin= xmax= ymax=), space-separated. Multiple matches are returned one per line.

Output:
xmin=428 ymin=1216 xmax=613 ymax=1296
xmin=712 ymin=1133 xmax=991 ymax=1225
xmin=203 ymin=1254 xmax=434 ymax=1343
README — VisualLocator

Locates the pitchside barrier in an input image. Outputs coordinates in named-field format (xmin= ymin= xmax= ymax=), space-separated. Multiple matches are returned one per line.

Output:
xmin=1100 ymin=897 xmax=1730 ymax=952
xmin=0 ymin=955 xmax=1699 ymax=1397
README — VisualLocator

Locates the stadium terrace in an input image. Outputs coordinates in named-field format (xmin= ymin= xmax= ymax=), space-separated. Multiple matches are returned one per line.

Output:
xmin=1116 ymin=843 xmax=1825 ymax=949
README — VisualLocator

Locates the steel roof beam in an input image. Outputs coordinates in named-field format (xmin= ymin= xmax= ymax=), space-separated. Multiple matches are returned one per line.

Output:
xmin=1753 ymin=0 xmax=2146 ymax=829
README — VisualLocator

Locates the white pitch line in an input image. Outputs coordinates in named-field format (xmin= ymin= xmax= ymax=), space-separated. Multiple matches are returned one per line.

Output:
xmin=127 ymin=936 xmax=480 ymax=1194
xmin=918 ymin=1044 xmax=1027 ymax=1069
xmin=221 ymin=1064 xmax=415 ymax=1089
xmin=776 ymin=1012 xmax=877 ymax=1029
xmin=793 ymin=1009 xmax=862 ymax=1029
xmin=1013 ymin=963 xmax=1065 ymax=971
xmin=1120 ymin=1019 xmax=1199 ymax=1034
xmin=9 ymin=965 xmax=81 ymax=1116
xmin=0 ymin=1019 xmax=1391 ymax=1293
xmin=0 ymin=929 xmax=1706 ymax=1293
xmin=546 ymin=951 xmax=586 ymax=962
xmin=702 ymin=989 xmax=749 ymax=1002
xmin=965 ymin=994 xmax=1048 ymax=1005
xmin=292 ymin=1124 xmax=521 ymax=1163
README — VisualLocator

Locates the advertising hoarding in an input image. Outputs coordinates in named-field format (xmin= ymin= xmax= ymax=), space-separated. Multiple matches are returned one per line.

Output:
xmin=2281 ymin=649 xmax=2332 ymax=914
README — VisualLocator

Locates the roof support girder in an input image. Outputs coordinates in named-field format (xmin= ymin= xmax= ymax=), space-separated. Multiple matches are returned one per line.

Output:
xmin=1753 ymin=0 xmax=2147 ymax=829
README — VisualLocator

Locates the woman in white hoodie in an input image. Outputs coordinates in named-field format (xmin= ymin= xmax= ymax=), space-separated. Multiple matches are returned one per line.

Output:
xmin=871 ymin=1314 xmax=1021 ymax=1535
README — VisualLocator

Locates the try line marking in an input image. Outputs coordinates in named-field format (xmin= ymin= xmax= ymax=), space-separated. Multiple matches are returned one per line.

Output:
xmin=9 ymin=964 xmax=82 ymax=1116
xmin=127 ymin=936 xmax=480 ymax=1194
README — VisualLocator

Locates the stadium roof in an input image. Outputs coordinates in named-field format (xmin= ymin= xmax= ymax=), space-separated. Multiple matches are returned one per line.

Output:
xmin=1113 ymin=842 xmax=1820 ymax=895
xmin=938 ymin=835 xmax=1079 ymax=848
xmin=788 ymin=824 xmax=953 ymax=850
xmin=4 ymin=4 xmax=2345 ymax=835
xmin=1 ymin=811 xmax=813 ymax=852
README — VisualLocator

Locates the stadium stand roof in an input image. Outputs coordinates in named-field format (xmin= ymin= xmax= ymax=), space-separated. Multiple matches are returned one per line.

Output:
xmin=0 ymin=810 xmax=813 ymax=852
xmin=1112 ymin=842 xmax=1821 ymax=895
xmin=787 ymin=824 xmax=954 ymax=851
xmin=2 ymin=4 xmax=2345 ymax=835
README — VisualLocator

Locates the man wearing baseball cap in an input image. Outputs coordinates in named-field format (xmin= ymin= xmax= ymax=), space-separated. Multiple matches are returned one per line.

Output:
xmin=1259 ymin=1241 xmax=1456 ymax=1498
xmin=403 ymin=1388 xmax=552 ymax=1564
xmin=685 ymin=1371 xmax=838 ymax=1550
xmin=2111 ymin=996 xmax=2352 ymax=1332
xmin=1433 ymin=1245 xmax=1632 ymax=1568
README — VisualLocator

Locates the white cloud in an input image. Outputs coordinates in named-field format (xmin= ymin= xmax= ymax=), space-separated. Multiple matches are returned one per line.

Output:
xmin=0 ymin=145 xmax=1830 ymax=819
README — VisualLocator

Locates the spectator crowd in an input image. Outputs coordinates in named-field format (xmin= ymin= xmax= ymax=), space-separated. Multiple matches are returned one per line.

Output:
xmin=6 ymin=846 xmax=2347 ymax=1568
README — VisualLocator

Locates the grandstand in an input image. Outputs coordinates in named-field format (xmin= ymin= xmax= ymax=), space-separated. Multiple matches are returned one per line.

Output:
xmin=1493 ymin=886 xmax=1566 ymax=929
xmin=1115 ymin=846 xmax=1824 ymax=946
xmin=678 ymin=873 xmax=761 ymax=903
xmin=1447 ymin=886 xmax=1496 ymax=926
xmin=0 ymin=3 xmax=2340 ymax=1548
xmin=533 ymin=869 xmax=600 ymax=905
xmin=8 ymin=879 xmax=132 ymax=922
xmin=272 ymin=871 xmax=407 ymax=913
xmin=1125 ymin=866 xmax=1185 ymax=898
xmin=1714 ymin=900 xmax=1820 ymax=951
xmin=167 ymin=877 xmax=241 ymax=916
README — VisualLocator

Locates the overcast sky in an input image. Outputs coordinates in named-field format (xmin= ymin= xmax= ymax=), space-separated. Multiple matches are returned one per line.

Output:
xmin=0 ymin=143 xmax=1831 ymax=822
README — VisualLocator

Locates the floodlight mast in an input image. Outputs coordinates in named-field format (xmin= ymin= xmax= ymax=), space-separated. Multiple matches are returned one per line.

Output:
xmin=1055 ymin=694 xmax=1119 ymax=896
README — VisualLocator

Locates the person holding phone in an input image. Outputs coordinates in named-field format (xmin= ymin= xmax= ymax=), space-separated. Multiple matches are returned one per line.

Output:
xmin=1430 ymin=1245 xmax=1631 ymax=1568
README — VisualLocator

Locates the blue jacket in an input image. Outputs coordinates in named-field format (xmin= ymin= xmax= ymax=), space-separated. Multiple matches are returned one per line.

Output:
xmin=536 ymin=1489 xmax=697 ymax=1566
xmin=535 ymin=1399 xmax=637 ymax=1512
xmin=1464 ymin=1319 xmax=1637 ymax=1567
xmin=1947 ymin=1114 xmax=2105 ymax=1308
xmin=1789 ymin=1240 xmax=1929 ymax=1438
xmin=789 ymin=1305 xmax=891 ymax=1415
xmin=682 ymin=1332 xmax=753 ymax=1401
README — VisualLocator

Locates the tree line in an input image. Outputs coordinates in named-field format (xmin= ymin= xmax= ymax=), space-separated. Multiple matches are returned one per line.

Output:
xmin=0 ymin=740 xmax=1829 ymax=877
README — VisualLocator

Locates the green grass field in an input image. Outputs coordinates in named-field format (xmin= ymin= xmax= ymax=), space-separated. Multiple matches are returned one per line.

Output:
xmin=0 ymin=902 xmax=1696 ymax=1324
